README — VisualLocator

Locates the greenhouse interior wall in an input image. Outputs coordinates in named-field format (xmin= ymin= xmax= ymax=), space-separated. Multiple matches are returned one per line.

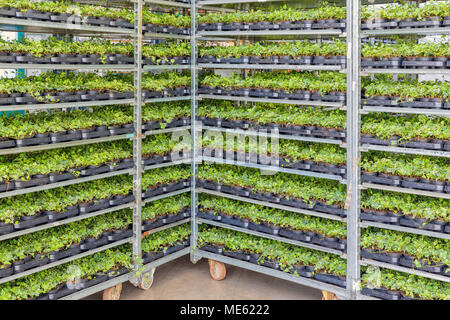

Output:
xmin=0 ymin=0 xmax=448 ymax=301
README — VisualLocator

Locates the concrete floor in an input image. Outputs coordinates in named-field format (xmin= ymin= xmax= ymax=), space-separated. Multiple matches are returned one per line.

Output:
xmin=86 ymin=256 xmax=322 ymax=300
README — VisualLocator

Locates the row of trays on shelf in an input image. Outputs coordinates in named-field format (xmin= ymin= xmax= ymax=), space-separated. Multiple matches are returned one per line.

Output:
xmin=198 ymin=17 xmax=450 ymax=32
xmin=197 ymin=209 xmax=347 ymax=251
xmin=0 ymin=151 xmax=191 ymax=194
xmin=0 ymin=117 xmax=191 ymax=150
xmin=200 ymin=244 xmax=346 ymax=288
xmin=0 ymin=227 xmax=133 ymax=279
xmin=201 ymin=116 xmax=450 ymax=151
xmin=0 ymin=88 xmax=190 ymax=106
xmin=197 ymin=180 xmax=450 ymax=235
xmin=0 ymin=52 xmax=190 ymax=66
xmin=0 ymin=178 xmax=191 ymax=237
xmin=0 ymin=8 xmax=190 ymax=35
xmin=199 ymin=55 xmax=450 ymax=70
xmin=361 ymin=248 xmax=449 ymax=277
xmin=33 ymin=266 xmax=130 ymax=300
xmin=0 ymin=212 xmax=191 ymax=281
xmin=142 ymin=239 xmax=190 ymax=264
xmin=203 ymin=147 xmax=346 ymax=177
xmin=199 ymin=87 xmax=450 ymax=110
xmin=361 ymin=287 xmax=417 ymax=301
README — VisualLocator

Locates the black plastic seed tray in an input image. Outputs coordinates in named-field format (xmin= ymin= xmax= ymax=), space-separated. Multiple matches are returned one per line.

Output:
xmin=49 ymin=244 xmax=82 ymax=261
xmin=0 ymin=222 xmax=14 ymax=236
xmin=143 ymin=251 xmax=164 ymax=264
xmin=278 ymin=228 xmax=312 ymax=242
xmin=80 ymin=236 xmax=109 ymax=251
xmin=14 ymin=175 xmax=50 ymax=189
xmin=361 ymin=287 xmax=402 ymax=300
xmin=79 ymin=199 xmax=110 ymax=214
xmin=360 ymin=209 xmax=400 ymax=224
xmin=48 ymin=172 xmax=77 ymax=183
xmin=16 ymin=134 xmax=51 ymax=147
xmin=313 ymin=273 xmax=346 ymax=288
xmin=200 ymin=245 xmax=223 ymax=255
xmin=399 ymin=256 xmax=444 ymax=274
xmin=107 ymin=228 xmax=133 ymax=242
xmin=13 ymin=254 xmax=49 ymax=273
xmin=81 ymin=274 xmax=109 ymax=289
xmin=223 ymin=250 xmax=250 ymax=261
xmin=109 ymin=193 xmax=134 ymax=206
xmin=289 ymin=265 xmax=314 ymax=278
xmin=50 ymin=130 xmax=83 ymax=143
xmin=361 ymin=249 xmax=401 ymax=264
xmin=44 ymin=206 xmax=79 ymax=222
xmin=0 ymin=138 xmax=16 ymax=149
xmin=0 ymin=264 xmax=13 ymax=278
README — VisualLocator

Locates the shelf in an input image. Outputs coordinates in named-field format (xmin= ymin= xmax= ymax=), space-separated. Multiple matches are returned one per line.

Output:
xmin=361 ymin=258 xmax=450 ymax=283
xmin=361 ymin=105 xmax=450 ymax=117
xmin=143 ymin=125 xmax=191 ymax=138
xmin=362 ymin=68 xmax=450 ymax=76
xmin=202 ymin=125 xmax=346 ymax=146
xmin=362 ymin=27 xmax=450 ymax=37
xmin=360 ymin=221 xmax=450 ymax=241
xmin=0 ymin=168 xmax=133 ymax=200
xmin=143 ymin=158 xmax=192 ymax=171
xmin=361 ymin=183 xmax=450 ymax=200
xmin=0 ymin=99 xmax=135 ymax=113
xmin=201 ymin=156 xmax=346 ymax=183
xmin=197 ymin=29 xmax=345 ymax=39
xmin=60 ymin=247 xmax=191 ymax=300
xmin=196 ymin=250 xmax=349 ymax=298
xmin=360 ymin=144 xmax=450 ymax=158
xmin=0 ymin=202 xmax=135 ymax=242
xmin=197 ymin=218 xmax=346 ymax=257
xmin=0 ymin=134 xmax=133 ymax=156
xmin=0 ymin=18 xmax=134 ymax=36
xmin=144 ymin=96 xmax=191 ymax=104
xmin=0 ymin=63 xmax=135 ymax=71
xmin=143 ymin=218 xmax=191 ymax=238
xmin=198 ymin=94 xmax=346 ymax=109
xmin=198 ymin=64 xmax=344 ymax=71
xmin=144 ymin=32 xmax=190 ymax=40
xmin=143 ymin=188 xmax=191 ymax=204
xmin=196 ymin=188 xmax=346 ymax=222
xmin=143 ymin=65 xmax=190 ymax=72
xmin=145 ymin=0 xmax=192 ymax=8
xmin=197 ymin=0 xmax=286 ymax=5
xmin=0 ymin=237 xmax=132 ymax=285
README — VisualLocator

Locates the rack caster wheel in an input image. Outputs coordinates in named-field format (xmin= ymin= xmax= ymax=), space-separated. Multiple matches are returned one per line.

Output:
xmin=209 ymin=259 xmax=226 ymax=281
xmin=321 ymin=290 xmax=338 ymax=300
xmin=138 ymin=268 xmax=156 ymax=290
xmin=102 ymin=283 xmax=122 ymax=300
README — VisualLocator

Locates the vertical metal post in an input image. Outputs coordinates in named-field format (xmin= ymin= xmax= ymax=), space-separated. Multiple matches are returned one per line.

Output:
xmin=345 ymin=0 xmax=361 ymax=300
xmin=190 ymin=0 xmax=199 ymax=262
xmin=133 ymin=0 xmax=144 ymax=271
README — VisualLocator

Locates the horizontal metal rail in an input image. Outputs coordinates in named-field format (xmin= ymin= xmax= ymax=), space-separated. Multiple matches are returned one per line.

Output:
xmin=360 ymin=220 xmax=450 ymax=240
xmin=0 ymin=237 xmax=132 ymax=285
xmin=362 ymin=27 xmax=450 ymax=37
xmin=196 ymin=250 xmax=349 ymax=298
xmin=362 ymin=68 xmax=450 ymax=75
xmin=202 ymin=125 xmax=346 ymax=146
xmin=361 ymin=183 xmax=450 ymax=200
xmin=0 ymin=99 xmax=135 ymax=113
xmin=198 ymin=63 xmax=344 ymax=71
xmin=360 ymin=144 xmax=450 ymax=158
xmin=198 ymin=94 xmax=345 ymax=109
xmin=143 ymin=218 xmax=191 ymax=237
xmin=197 ymin=188 xmax=346 ymax=222
xmin=360 ymin=258 xmax=450 ymax=283
xmin=361 ymin=105 xmax=450 ymax=117
xmin=0 ymin=202 xmax=135 ymax=242
xmin=0 ymin=169 xmax=133 ymax=199
xmin=143 ymin=188 xmax=191 ymax=204
xmin=198 ymin=218 xmax=346 ymax=257
xmin=0 ymin=18 xmax=134 ymax=35
xmin=201 ymin=156 xmax=346 ymax=182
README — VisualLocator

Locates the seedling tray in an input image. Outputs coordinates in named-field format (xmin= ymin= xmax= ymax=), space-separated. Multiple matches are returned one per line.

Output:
xmin=108 ymin=124 xmax=134 ymax=136
xmin=80 ymin=165 xmax=110 ymax=176
xmin=142 ymin=216 xmax=165 ymax=232
xmin=79 ymin=199 xmax=110 ymax=214
xmin=16 ymin=134 xmax=51 ymax=147
xmin=109 ymin=193 xmax=134 ymax=206
xmin=164 ymin=243 xmax=187 ymax=256
xmin=0 ymin=265 xmax=13 ymax=279
xmin=361 ymin=287 xmax=402 ymax=300
xmin=13 ymin=254 xmax=49 ymax=273
xmin=312 ymin=235 xmax=346 ymax=251
xmin=247 ymin=222 xmax=280 ymax=235
xmin=44 ymin=206 xmax=79 ymax=222
xmin=361 ymin=209 xmax=400 ymax=224
xmin=50 ymin=130 xmax=83 ymax=143
xmin=0 ymin=222 xmax=14 ymax=236
xmin=48 ymin=285 xmax=78 ymax=300
xmin=313 ymin=273 xmax=346 ymax=288
xmin=362 ymin=172 xmax=401 ymax=186
xmin=0 ymin=181 xmax=14 ymax=193
xmin=361 ymin=248 xmax=401 ymax=264
xmin=143 ymin=251 xmax=164 ymax=264
xmin=81 ymin=127 xmax=110 ymax=139
xmin=81 ymin=274 xmax=109 ymax=289
xmin=109 ymin=158 xmax=134 ymax=171
xmin=197 ymin=210 xmax=222 ymax=222
xmin=49 ymin=244 xmax=82 ymax=261
xmin=107 ymin=228 xmax=133 ymax=242
xmin=200 ymin=245 xmax=223 ymax=255
xmin=223 ymin=250 xmax=250 ymax=261
xmin=401 ymin=179 xmax=445 ymax=192
xmin=289 ymin=265 xmax=314 ymax=278
xmin=279 ymin=228 xmax=312 ymax=242
xmin=16 ymin=10 xmax=51 ymax=21
xmin=0 ymin=138 xmax=16 ymax=149
xmin=220 ymin=214 xmax=249 ymax=228
xmin=398 ymin=216 xmax=446 ymax=232
xmin=14 ymin=213 xmax=48 ymax=230
xmin=48 ymin=172 xmax=77 ymax=183
xmin=80 ymin=236 xmax=109 ymax=251
xmin=399 ymin=256 xmax=444 ymax=274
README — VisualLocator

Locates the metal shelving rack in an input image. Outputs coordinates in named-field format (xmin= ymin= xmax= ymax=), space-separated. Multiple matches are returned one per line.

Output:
xmin=188 ymin=0 xmax=355 ymax=300
xmin=355 ymin=0 xmax=450 ymax=298
xmin=0 ymin=0 xmax=195 ymax=300
xmin=190 ymin=0 xmax=450 ymax=301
